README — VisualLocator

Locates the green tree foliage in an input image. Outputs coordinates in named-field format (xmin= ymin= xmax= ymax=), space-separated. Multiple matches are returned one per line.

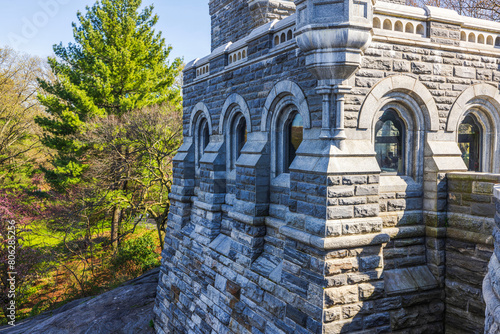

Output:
xmin=36 ymin=0 xmax=183 ymax=250
xmin=36 ymin=0 xmax=182 ymax=189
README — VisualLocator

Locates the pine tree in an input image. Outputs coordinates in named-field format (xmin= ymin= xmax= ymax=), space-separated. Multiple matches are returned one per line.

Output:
xmin=36 ymin=0 xmax=182 ymax=249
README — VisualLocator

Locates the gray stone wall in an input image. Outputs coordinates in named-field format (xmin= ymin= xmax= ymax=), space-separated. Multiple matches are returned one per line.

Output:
xmin=210 ymin=0 xmax=253 ymax=51
xmin=155 ymin=1 xmax=500 ymax=333
xmin=209 ymin=0 xmax=295 ymax=51
xmin=446 ymin=173 xmax=499 ymax=333
xmin=484 ymin=186 xmax=500 ymax=333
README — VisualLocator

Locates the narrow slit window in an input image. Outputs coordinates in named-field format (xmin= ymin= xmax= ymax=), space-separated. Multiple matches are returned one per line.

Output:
xmin=285 ymin=113 xmax=303 ymax=173
xmin=375 ymin=110 xmax=405 ymax=174
xmin=236 ymin=117 xmax=247 ymax=160
xmin=458 ymin=115 xmax=481 ymax=172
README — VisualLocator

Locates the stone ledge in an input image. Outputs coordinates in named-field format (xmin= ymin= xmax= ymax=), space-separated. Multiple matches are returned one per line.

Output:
xmin=280 ymin=225 xmax=389 ymax=250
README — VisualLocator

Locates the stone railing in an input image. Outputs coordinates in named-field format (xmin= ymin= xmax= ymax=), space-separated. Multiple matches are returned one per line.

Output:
xmin=373 ymin=1 xmax=500 ymax=49
xmin=446 ymin=173 xmax=499 ymax=333
xmin=484 ymin=185 xmax=500 ymax=333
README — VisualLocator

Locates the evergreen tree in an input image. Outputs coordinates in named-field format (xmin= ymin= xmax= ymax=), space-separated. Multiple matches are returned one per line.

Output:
xmin=36 ymin=0 xmax=182 ymax=249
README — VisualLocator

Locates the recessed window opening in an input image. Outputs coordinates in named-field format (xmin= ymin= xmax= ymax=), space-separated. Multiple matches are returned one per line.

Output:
xmin=458 ymin=114 xmax=482 ymax=172
xmin=375 ymin=109 xmax=405 ymax=174
xmin=416 ymin=24 xmax=425 ymax=36
xmin=395 ymin=21 xmax=403 ymax=32
xmin=284 ymin=113 xmax=303 ymax=173
xmin=230 ymin=114 xmax=247 ymax=169
xmin=405 ymin=23 xmax=414 ymax=34
xmin=199 ymin=119 xmax=209 ymax=162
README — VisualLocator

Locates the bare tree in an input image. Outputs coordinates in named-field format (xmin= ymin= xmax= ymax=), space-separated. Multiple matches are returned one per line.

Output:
xmin=407 ymin=0 xmax=500 ymax=20
xmin=0 ymin=48 xmax=48 ymax=185
xmin=81 ymin=103 xmax=183 ymax=249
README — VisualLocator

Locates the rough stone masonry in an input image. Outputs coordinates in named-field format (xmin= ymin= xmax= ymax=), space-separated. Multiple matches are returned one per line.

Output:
xmin=154 ymin=0 xmax=500 ymax=333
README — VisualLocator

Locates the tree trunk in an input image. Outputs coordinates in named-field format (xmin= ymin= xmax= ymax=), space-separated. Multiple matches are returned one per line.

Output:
xmin=111 ymin=206 xmax=121 ymax=252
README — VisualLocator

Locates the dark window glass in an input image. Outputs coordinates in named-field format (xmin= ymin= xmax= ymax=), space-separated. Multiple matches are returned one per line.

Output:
xmin=236 ymin=118 xmax=247 ymax=159
xmin=202 ymin=121 xmax=209 ymax=152
xmin=375 ymin=110 xmax=404 ymax=174
xmin=458 ymin=115 xmax=481 ymax=172
xmin=285 ymin=113 xmax=303 ymax=173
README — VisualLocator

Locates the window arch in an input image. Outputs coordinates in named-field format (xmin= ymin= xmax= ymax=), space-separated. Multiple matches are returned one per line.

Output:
xmin=196 ymin=118 xmax=210 ymax=169
xmin=285 ymin=113 xmax=303 ymax=173
xmin=447 ymin=84 xmax=500 ymax=173
xmin=416 ymin=24 xmax=425 ymax=36
xmin=375 ymin=109 xmax=405 ymax=174
xmin=373 ymin=17 xmax=381 ymax=29
xmin=395 ymin=21 xmax=403 ymax=32
xmin=383 ymin=19 xmax=392 ymax=30
xmin=370 ymin=100 xmax=423 ymax=182
xmin=229 ymin=113 xmax=247 ymax=170
xmin=262 ymin=81 xmax=311 ymax=179
xmin=405 ymin=23 xmax=414 ymax=34
xmin=276 ymin=107 xmax=303 ymax=175
xmin=458 ymin=114 xmax=482 ymax=171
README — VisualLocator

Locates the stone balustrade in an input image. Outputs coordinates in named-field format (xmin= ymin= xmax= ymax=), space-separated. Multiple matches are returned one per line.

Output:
xmin=373 ymin=1 xmax=500 ymax=50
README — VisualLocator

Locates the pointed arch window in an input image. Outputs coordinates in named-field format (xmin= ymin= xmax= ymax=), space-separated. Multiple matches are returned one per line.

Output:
xmin=375 ymin=110 xmax=405 ymax=174
xmin=458 ymin=114 xmax=482 ymax=172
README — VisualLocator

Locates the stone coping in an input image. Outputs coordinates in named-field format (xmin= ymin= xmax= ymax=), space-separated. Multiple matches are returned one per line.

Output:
xmin=447 ymin=172 xmax=500 ymax=183
xmin=189 ymin=1 xmax=500 ymax=75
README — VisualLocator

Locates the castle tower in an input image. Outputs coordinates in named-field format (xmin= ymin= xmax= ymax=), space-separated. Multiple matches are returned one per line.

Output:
xmin=154 ymin=0 xmax=500 ymax=332
xmin=210 ymin=0 xmax=295 ymax=50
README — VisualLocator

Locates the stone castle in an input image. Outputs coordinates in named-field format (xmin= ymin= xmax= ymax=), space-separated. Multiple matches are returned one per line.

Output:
xmin=154 ymin=0 xmax=500 ymax=332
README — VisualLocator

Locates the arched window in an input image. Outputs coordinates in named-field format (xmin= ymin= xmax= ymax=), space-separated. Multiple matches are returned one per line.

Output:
xmin=230 ymin=114 xmax=247 ymax=169
xmin=383 ymin=19 xmax=392 ymax=31
xmin=416 ymin=24 xmax=425 ymax=36
xmin=287 ymin=30 xmax=293 ymax=41
xmin=458 ymin=114 xmax=482 ymax=172
xmin=284 ymin=113 xmax=303 ymax=173
xmin=405 ymin=23 xmax=414 ymax=34
xmin=375 ymin=110 xmax=405 ymax=174
xmin=373 ymin=17 xmax=381 ymax=29
xmin=197 ymin=118 xmax=209 ymax=167
xmin=395 ymin=21 xmax=403 ymax=32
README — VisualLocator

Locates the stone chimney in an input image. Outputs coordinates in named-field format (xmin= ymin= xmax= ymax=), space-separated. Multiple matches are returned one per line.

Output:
xmin=209 ymin=0 xmax=295 ymax=51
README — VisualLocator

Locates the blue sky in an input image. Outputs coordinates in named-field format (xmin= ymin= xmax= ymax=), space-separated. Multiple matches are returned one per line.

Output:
xmin=0 ymin=0 xmax=211 ymax=64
